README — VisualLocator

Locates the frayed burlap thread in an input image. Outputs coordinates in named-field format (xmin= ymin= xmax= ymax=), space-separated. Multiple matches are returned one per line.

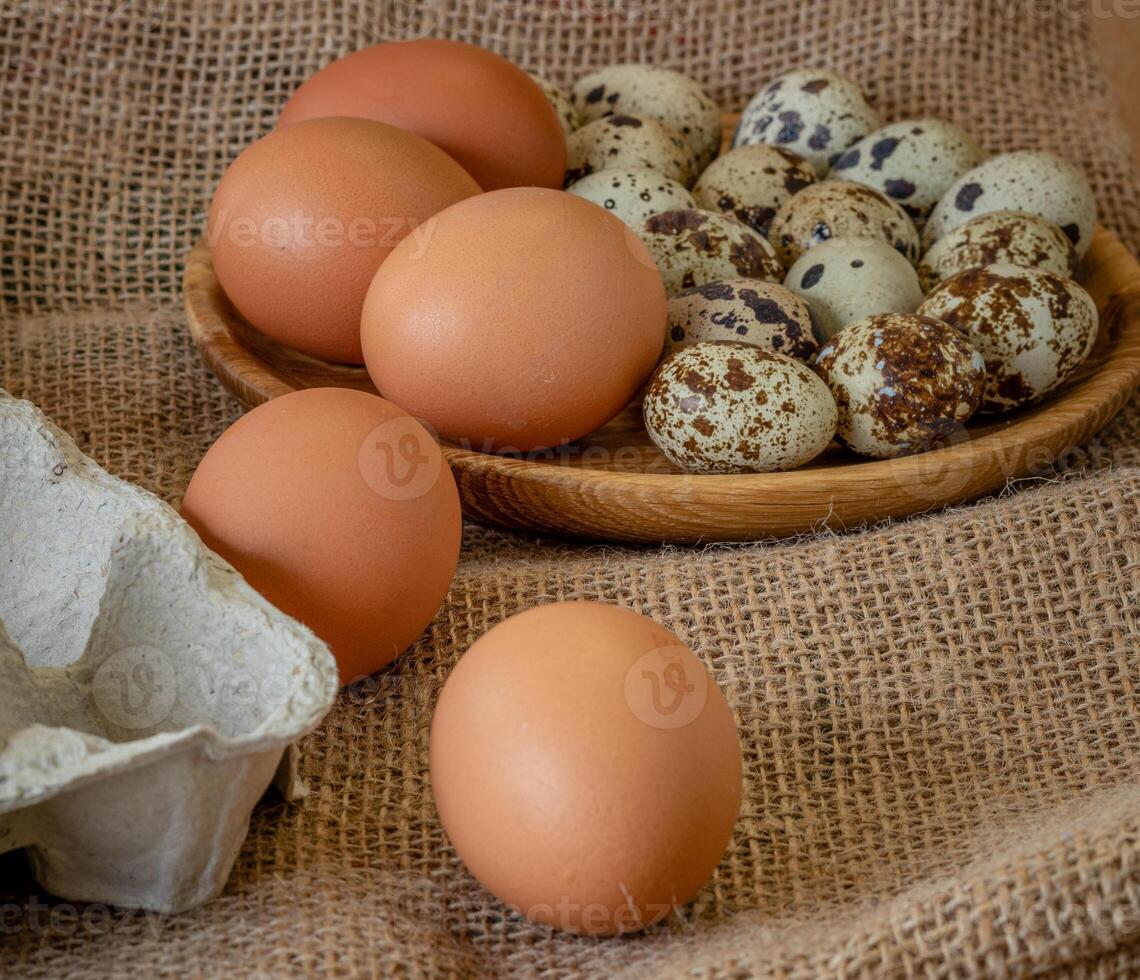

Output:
xmin=2 ymin=1 xmax=1140 ymax=977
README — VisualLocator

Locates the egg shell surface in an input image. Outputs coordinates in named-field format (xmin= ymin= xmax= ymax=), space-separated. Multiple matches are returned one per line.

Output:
xmin=640 ymin=208 xmax=785 ymax=297
xmin=666 ymin=278 xmax=820 ymax=360
xmin=361 ymin=187 xmax=666 ymax=453
xmin=565 ymin=114 xmax=697 ymax=187
xmin=917 ymin=262 xmax=1098 ymax=413
xmin=829 ymin=118 xmax=985 ymax=226
xmin=430 ymin=601 xmax=742 ymax=936
xmin=644 ymin=341 xmax=837 ymax=473
xmin=814 ymin=313 xmax=986 ymax=458
xmin=572 ymin=64 xmax=722 ymax=171
xmin=768 ymin=180 xmax=921 ymax=269
xmin=785 ymin=238 xmax=924 ymax=340
xmin=917 ymin=210 xmax=1077 ymax=291
xmin=207 ymin=117 xmax=481 ymax=364
xmin=530 ymin=73 xmax=580 ymax=138
xmin=732 ymin=68 xmax=880 ymax=177
xmin=278 ymin=39 xmax=565 ymax=190
xmin=567 ymin=168 xmax=696 ymax=230
xmin=924 ymin=150 xmax=1096 ymax=256
xmin=692 ymin=144 xmax=817 ymax=237
xmin=180 ymin=387 xmax=462 ymax=684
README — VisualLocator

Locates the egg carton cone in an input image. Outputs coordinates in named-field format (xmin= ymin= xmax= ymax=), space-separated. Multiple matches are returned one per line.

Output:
xmin=0 ymin=390 xmax=339 ymax=913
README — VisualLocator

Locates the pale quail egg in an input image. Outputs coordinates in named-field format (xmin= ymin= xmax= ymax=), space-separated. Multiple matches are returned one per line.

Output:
xmin=785 ymin=238 xmax=924 ymax=340
xmin=529 ymin=73 xmax=580 ymax=138
xmin=732 ymin=68 xmax=880 ymax=177
xmin=565 ymin=114 xmax=697 ymax=186
xmin=767 ymin=180 xmax=921 ymax=268
xmin=572 ymin=64 xmax=722 ymax=171
xmin=917 ymin=210 xmax=1077 ymax=291
xmin=829 ymin=118 xmax=985 ymax=226
xmin=567 ymin=168 xmax=696 ymax=230
xmin=644 ymin=341 xmax=837 ymax=473
xmin=813 ymin=313 xmax=986 ymax=458
xmin=666 ymin=278 xmax=819 ymax=360
xmin=692 ymin=144 xmax=817 ymax=237
xmin=924 ymin=151 xmax=1096 ymax=256
xmin=917 ymin=263 xmax=1098 ymax=413
xmin=640 ymin=208 xmax=784 ymax=297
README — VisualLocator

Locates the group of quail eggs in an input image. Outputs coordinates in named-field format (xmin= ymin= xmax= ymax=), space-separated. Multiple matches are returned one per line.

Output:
xmin=540 ymin=64 xmax=1100 ymax=473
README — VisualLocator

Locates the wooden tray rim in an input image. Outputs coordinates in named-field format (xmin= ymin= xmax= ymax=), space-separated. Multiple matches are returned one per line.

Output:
xmin=183 ymin=224 xmax=1140 ymax=542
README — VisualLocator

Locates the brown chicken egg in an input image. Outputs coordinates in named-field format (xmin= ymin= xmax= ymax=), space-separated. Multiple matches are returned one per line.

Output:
xmin=361 ymin=187 xmax=666 ymax=453
xmin=208 ymin=117 xmax=480 ymax=364
xmin=181 ymin=387 xmax=462 ymax=684
xmin=430 ymin=602 xmax=743 ymax=935
xmin=279 ymin=39 xmax=565 ymax=191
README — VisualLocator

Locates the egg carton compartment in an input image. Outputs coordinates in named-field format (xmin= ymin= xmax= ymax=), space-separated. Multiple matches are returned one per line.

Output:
xmin=0 ymin=390 xmax=339 ymax=913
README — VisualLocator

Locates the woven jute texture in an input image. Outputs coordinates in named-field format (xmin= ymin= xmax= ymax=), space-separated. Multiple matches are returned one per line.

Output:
xmin=2 ymin=1 xmax=1140 ymax=977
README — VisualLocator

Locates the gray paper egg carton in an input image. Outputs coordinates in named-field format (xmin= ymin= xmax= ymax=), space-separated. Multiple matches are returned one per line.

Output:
xmin=0 ymin=390 xmax=339 ymax=913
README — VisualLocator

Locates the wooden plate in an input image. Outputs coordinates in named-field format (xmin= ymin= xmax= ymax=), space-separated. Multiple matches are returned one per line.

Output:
xmin=183 ymin=118 xmax=1140 ymax=544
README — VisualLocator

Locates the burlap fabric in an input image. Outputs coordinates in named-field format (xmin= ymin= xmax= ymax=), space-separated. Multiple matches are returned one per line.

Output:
xmin=2 ymin=1 xmax=1139 ymax=976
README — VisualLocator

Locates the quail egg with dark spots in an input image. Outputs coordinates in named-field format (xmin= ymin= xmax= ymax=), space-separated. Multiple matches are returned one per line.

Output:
xmin=829 ymin=118 xmax=985 ymax=227
xmin=732 ymin=68 xmax=880 ymax=177
xmin=666 ymin=278 xmax=819 ymax=360
xmin=924 ymin=151 xmax=1096 ymax=256
xmin=767 ymin=180 xmax=921 ymax=268
xmin=917 ymin=210 xmax=1077 ymax=291
xmin=644 ymin=341 xmax=837 ymax=473
xmin=814 ymin=313 xmax=986 ymax=458
xmin=640 ymin=208 xmax=784 ymax=297
xmin=565 ymin=114 xmax=697 ymax=186
xmin=529 ymin=73 xmax=580 ymax=139
xmin=785 ymin=238 xmax=924 ymax=340
xmin=692 ymin=144 xmax=817 ymax=237
xmin=917 ymin=263 xmax=1098 ymax=413
xmin=567 ymin=168 xmax=696 ymax=229
xmin=572 ymin=64 xmax=722 ymax=171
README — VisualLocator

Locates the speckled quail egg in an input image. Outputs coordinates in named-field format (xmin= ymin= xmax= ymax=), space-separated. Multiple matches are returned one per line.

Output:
xmin=572 ymin=64 xmax=722 ymax=171
xmin=924 ymin=151 xmax=1096 ymax=256
xmin=666 ymin=278 xmax=819 ymax=360
xmin=917 ymin=263 xmax=1098 ymax=413
xmin=692 ymin=144 xmax=817 ymax=237
xmin=785 ymin=238 xmax=924 ymax=340
xmin=829 ymin=118 xmax=985 ymax=226
xmin=917 ymin=210 xmax=1077 ymax=291
xmin=767 ymin=180 xmax=921 ymax=268
xmin=644 ymin=341 xmax=837 ymax=473
xmin=567 ymin=168 xmax=696 ymax=230
xmin=565 ymin=114 xmax=697 ymax=187
xmin=814 ymin=313 xmax=986 ymax=458
xmin=732 ymin=69 xmax=880 ymax=177
xmin=640 ymin=208 xmax=785 ymax=297
xmin=529 ymin=73 xmax=580 ymax=139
